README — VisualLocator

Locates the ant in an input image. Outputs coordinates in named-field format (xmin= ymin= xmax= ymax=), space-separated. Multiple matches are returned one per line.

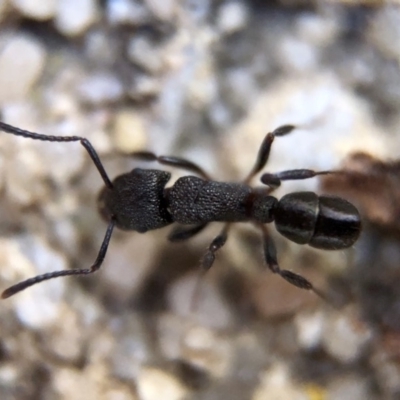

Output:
xmin=0 ymin=121 xmax=361 ymax=299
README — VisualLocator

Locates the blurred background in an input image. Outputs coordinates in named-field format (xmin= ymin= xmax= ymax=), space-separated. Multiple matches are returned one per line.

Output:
xmin=0 ymin=0 xmax=400 ymax=399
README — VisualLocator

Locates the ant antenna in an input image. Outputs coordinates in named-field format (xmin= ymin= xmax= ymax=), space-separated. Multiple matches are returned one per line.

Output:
xmin=244 ymin=125 xmax=296 ymax=183
xmin=1 ymin=217 xmax=116 ymax=298
xmin=0 ymin=121 xmax=117 ymax=298
xmin=0 ymin=122 xmax=113 ymax=189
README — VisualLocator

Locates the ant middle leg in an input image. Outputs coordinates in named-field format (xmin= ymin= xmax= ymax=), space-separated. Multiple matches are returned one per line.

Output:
xmin=129 ymin=151 xmax=211 ymax=180
xmin=244 ymin=125 xmax=296 ymax=184
xmin=189 ymin=223 xmax=231 ymax=314
xmin=201 ymin=224 xmax=230 ymax=272
xmin=168 ymin=223 xmax=209 ymax=242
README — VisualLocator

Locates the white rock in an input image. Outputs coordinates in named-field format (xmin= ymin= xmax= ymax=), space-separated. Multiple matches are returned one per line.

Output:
xmin=106 ymin=0 xmax=149 ymax=26
xmin=110 ymin=315 xmax=156 ymax=382
xmin=182 ymin=325 xmax=234 ymax=378
xmin=112 ymin=109 xmax=148 ymax=153
xmin=40 ymin=120 xmax=87 ymax=182
xmin=144 ymin=0 xmax=177 ymax=22
xmin=104 ymin=388 xmax=136 ymax=400
xmin=5 ymin=140 xmax=50 ymax=206
xmin=0 ymin=364 xmax=18 ymax=385
xmin=0 ymin=34 xmax=46 ymax=104
xmin=167 ymin=272 xmax=234 ymax=330
xmin=10 ymin=0 xmax=56 ymax=20
xmin=322 ymin=309 xmax=373 ymax=363
xmin=84 ymin=30 xmax=118 ymax=65
xmin=157 ymin=314 xmax=186 ymax=360
xmin=296 ymin=13 xmax=340 ymax=47
xmin=277 ymin=35 xmax=319 ymax=73
xmin=183 ymin=0 xmax=211 ymax=22
xmin=373 ymin=357 xmax=400 ymax=397
xmin=55 ymin=0 xmax=99 ymax=37
xmin=295 ymin=311 xmax=325 ymax=350
xmin=2 ymin=117 xmax=87 ymax=208
xmin=368 ymin=7 xmax=400 ymax=60
xmin=99 ymin=233 xmax=159 ymax=303
xmin=253 ymin=363 xmax=308 ymax=400
xmin=327 ymin=375 xmax=371 ymax=400
xmin=127 ymin=36 xmax=164 ymax=74
xmin=128 ymin=74 xmax=160 ymax=100
xmin=77 ymin=72 xmax=124 ymax=104
xmin=53 ymin=365 xmax=109 ymax=400
xmin=44 ymin=306 xmax=83 ymax=363
xmin=217 ymin=1 xmax=249 ymax=35
xmin=1 ymin=235 xmax=67 ymax=329
xmin=137 ymin=367 xmax=188 ymax=400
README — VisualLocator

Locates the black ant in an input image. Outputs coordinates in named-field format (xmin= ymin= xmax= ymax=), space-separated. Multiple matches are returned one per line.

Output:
xmin=0 ymin=122 xmax=361 ymax=299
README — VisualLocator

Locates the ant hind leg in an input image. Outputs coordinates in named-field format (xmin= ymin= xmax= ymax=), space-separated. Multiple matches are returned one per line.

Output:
xmin=260 ymin=225 xmax=326 ymax=298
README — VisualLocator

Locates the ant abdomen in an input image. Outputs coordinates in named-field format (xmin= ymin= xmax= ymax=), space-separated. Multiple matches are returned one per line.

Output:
xmin=274 ymin=192 xmax=361 ymax=250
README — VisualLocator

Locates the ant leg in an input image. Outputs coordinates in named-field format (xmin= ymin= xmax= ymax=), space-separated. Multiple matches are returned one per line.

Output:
xmin=244 ymin=125 xmax=296 ymax=184
xmin=261 ymin=169 xmax=336 ymax=189
xmin=201 ymin=224 xmax=230 ymax=272
xmin=189 ymin=224 xmax=230 ymax=314
xmin=260 ymin=225 xmax=317 ymax=292
xmin=168 ymin=223 xmax=208 ymax=242
xmin=1 ymin=218 xmax=116 ymax=299
xmin=129 ymin=151 xmax=210 ymax=180
xmin=0 ymin=122 xmax=113 ymax=188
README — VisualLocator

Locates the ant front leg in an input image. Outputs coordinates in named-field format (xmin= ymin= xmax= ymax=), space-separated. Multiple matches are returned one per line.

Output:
xmin=244 ymin=125 xmax=296 ymax=184
xmin=261 ymin=169 xmax=335 ymax=190
xmin=260 ymin=225 xmax=316 ymax=292
xmin=129 ymin=151 xmax=211 ymax=180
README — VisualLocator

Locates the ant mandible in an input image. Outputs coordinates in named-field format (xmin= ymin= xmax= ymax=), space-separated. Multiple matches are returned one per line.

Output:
xmin=0 ymin=122 xmax=361 ymax=299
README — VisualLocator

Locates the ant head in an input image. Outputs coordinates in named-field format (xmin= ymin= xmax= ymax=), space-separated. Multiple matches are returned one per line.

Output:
xmin=97 ymin=168 xmax=173 ymax=233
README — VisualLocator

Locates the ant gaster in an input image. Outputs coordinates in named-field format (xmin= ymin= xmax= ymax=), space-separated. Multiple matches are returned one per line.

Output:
xmin=0 ymin=122 xmax=361 ymax=299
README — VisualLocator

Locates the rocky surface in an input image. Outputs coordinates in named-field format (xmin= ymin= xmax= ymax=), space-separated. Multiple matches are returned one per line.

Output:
xmin=0 ymin=1 xmax=400 ymax=399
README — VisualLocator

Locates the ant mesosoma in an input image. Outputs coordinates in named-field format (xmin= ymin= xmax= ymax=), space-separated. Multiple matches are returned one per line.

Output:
xmin=0 ymin=121 xmax=361 ymax=300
